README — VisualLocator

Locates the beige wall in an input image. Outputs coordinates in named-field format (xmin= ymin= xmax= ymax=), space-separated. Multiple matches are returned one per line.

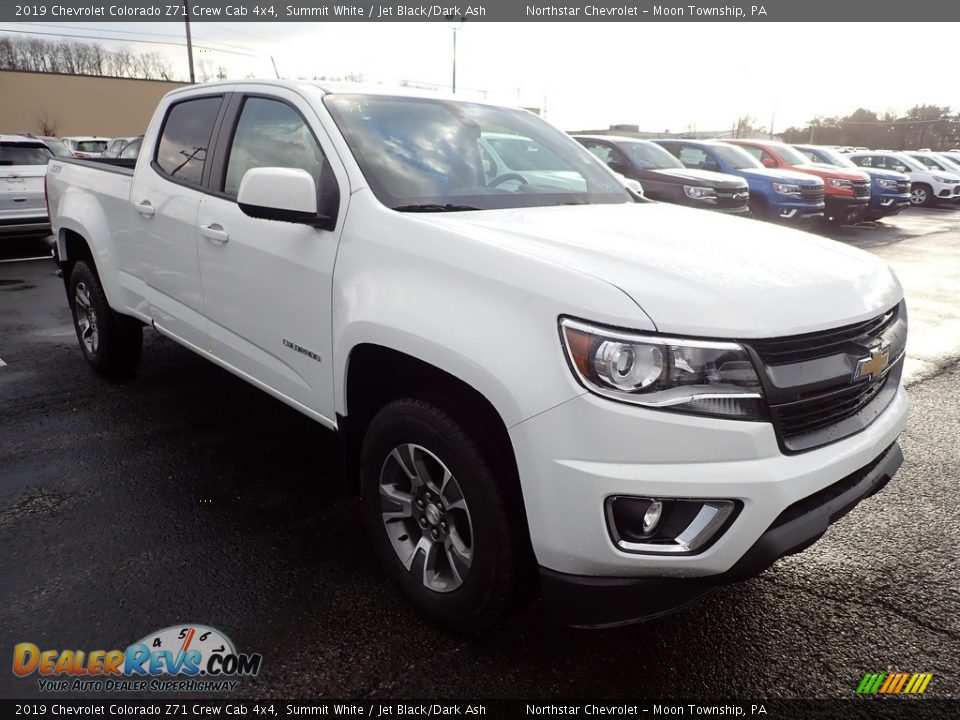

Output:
xmin=0 ymin=70 xmax=187 ymax=138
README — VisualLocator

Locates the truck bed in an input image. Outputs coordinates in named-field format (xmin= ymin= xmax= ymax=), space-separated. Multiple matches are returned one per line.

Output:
xmin=56 ymin=157 xmax=137 ymax=175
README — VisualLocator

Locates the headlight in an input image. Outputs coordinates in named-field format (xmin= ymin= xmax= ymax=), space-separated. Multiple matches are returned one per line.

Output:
xmin=932 ymin=176 xmax=949 ymax=183
xmin=876 ymin=178 xmax=899 ymax=190
xmin=560 ymin=318 xmax=767 ymax=420
xmin=683 ymin=185 xmax=717 ymax=200
xmin=772 ymin=183 xmax=801 ymax=196
xmin=828 ymin=178 xmax=853 ymax=189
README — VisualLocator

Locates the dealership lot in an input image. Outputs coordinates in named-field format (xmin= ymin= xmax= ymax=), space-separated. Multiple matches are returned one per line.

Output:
xmin=1 ymin=209 xmax=959 ymax=699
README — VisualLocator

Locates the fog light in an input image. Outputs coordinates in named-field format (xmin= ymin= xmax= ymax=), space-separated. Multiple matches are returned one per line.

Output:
xmin=643 ymin=500 xmax=663 ymax=534
xmin=606 ymin=496 xmax=739 ymax=555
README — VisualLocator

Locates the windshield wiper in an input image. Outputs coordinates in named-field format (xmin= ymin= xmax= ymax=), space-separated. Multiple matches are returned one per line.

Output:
xmin=392 ymin=203 xmax=482 ymax=212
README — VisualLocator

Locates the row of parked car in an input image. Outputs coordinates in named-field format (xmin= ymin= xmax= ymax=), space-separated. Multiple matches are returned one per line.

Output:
xmin=5 ymin=113 xmax=960 ymax=240
xmin=573 ymin=135 xmax=960 ymax=224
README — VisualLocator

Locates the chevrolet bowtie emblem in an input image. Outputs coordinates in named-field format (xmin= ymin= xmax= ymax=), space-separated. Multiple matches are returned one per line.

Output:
xmin=854 ymin=345 xmax=890 ymax=382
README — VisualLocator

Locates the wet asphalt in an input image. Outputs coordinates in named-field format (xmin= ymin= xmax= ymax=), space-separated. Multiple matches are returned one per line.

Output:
xmin=0 ymin=210 xmax=958 ymax=701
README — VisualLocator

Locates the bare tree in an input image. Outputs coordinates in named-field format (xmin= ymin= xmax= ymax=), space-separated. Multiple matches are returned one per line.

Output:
xmin=36 ymin=110 xmax=58 ymax=136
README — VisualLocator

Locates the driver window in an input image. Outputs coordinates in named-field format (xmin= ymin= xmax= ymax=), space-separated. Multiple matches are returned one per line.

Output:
xmin=585 ymin=142 xmax=614 ymax=164
xmin=224 ymin=97 xmax=327 ymax=197
xmin=740 ymin=145 xmax=764 ymax=161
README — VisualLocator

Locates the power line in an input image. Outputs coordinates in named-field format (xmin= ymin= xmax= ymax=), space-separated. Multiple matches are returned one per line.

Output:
xmin=11 ymin=21 xmax=259 ymax=54
xmin=0 ymin=27 xmax=262 ymax=58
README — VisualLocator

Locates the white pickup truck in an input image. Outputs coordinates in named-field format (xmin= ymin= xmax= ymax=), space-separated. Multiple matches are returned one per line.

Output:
xmin=47 ymin=81 xmax=908 ymax=630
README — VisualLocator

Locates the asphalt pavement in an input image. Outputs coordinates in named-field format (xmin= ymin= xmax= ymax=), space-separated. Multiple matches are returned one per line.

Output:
xmin=1 ymin=209 xmax=959 ymax=701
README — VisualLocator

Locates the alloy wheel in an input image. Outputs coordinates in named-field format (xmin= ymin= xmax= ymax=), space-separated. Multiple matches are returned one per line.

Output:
xmin=74 ymin=282 xmax=99 ymax=354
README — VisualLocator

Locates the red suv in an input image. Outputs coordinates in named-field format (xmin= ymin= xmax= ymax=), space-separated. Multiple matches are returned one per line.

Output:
xmin=725 ymin=140 xmax=871 ymax=225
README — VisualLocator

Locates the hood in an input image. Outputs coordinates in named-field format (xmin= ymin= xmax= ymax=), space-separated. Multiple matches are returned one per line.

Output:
xmin=792 ymin=164 xmax=870 ymax=182
xmin=414 ymin=203 xmax=901 ymax=338
xmin=859 ymin=167 xmax=910 ymax=182
xmin=650 ymin=167 xmax=747 ymax=189
xmin=736 ymin=166 xmax=823 ymax=185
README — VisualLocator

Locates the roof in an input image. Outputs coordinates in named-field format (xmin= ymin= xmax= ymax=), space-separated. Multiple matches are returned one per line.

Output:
xmin=163 ymin=78 xmax=510 ymax=109
xmin=0 ymin=134 xmax=48 ymax=145
xmin=572 ymin=134 xmax=658 ymax=144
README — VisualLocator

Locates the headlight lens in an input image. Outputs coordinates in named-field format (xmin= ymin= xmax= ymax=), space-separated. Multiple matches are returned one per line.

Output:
xmin=933 ymin=176 xmax=951 ymax=183
xmin=828 ymin=178 xmax=853 ymax=189
xmin=772 ymin=183 xmax=801 ymax=196
xmin=876 ymin=178 xmax=898 ymax=190
xmin=560 ymin=318 xmax=767 ymax=420
xmin=683 ymin=185 xmax=717 ymax=200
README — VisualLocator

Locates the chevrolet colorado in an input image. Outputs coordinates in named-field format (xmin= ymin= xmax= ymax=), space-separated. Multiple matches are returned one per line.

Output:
xmin=46 ymin=81 xmax=908 ymax=630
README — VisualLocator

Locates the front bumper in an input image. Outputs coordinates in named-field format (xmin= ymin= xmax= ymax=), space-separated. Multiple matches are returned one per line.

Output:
xmin=825 ymin=196 xmax=869 ymax=224
xmin=867 ymin=194 xmax=911 ymax=219
xmin=540 ymin=442 xmax=902 ymax=627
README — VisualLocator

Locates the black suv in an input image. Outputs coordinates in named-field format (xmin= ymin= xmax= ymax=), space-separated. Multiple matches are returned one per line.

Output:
xmin=575 ymin=135 xmax=750 ymax=214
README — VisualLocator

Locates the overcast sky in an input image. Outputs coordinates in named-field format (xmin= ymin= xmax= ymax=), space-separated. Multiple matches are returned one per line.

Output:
xmin=2 ymin=22 xmax=954 ymax=132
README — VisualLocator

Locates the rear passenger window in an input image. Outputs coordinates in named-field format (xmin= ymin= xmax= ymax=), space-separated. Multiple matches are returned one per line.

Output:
xmin=223 ymin=97 xmax=326 ymax=197
xmin=155 ymin=96 xmax=223 ymax=187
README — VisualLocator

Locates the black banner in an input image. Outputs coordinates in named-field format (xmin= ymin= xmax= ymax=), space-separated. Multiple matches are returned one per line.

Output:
xmin=2 ymin=0 xmax=960 ymax=23
xmin=2 ymin=700 xmax=959 ymax=719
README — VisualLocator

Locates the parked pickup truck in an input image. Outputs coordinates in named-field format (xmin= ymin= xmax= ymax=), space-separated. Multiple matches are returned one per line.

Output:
xmin=573 ymin=135 xmax=750 ymax=214
xmin=793 ymin=144 xmax=911 ymax=220
xmin=652 ymin=138 xmax=825 ymax=223
xmin=47 ymin=81 xmax=908 ymax=630
xmin=725 ymin=139 xmax=872 ymax=225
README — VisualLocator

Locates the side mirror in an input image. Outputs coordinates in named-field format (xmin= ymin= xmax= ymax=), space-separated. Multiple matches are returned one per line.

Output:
xmin=761 ymin=157 xmax=777 ymax=168
xmin=237 ymin=167 xmax=333 ymax=229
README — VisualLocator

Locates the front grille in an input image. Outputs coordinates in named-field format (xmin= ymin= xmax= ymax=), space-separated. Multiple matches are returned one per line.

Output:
xmin=769 ymin=368 xmax=894 ymax=439
xmin=749 ymin=305 xmax=898 ymax=365
xmin=801 ymin=186 xmax=824 ymax=204
xmin=853 ymin=182 xmax=870 ymax=199
xmin=896 ymin=181 xmax=910 ymax=193
xmin=746 ymin=303 xmax=905 ymax=453
xmin=715 ymin=190 xmax=749 ymax=208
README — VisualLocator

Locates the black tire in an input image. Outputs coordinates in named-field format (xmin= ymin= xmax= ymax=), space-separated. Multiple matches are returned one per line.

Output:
xmin=911 ymin=183 xmax=935 ymax=207
xmin=748 ymin=195 xmax=770 ymax=220
xmin=69 ymin=260 xmax=143 ymax=377
xmin=361 ymin=397 xmax=521 ymax=632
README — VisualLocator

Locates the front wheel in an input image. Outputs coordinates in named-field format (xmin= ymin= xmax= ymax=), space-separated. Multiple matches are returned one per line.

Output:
xmin=361 ymin=398 xmax=521 ymax=632
xmin=910 ymin=183 xmax=934 ymax=207
xmin=69 ymin=260 xmax=143 ymax=377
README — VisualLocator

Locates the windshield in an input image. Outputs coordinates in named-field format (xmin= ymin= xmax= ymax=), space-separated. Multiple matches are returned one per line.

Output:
xmin=619 ymin=141 xmax=684 ymax=170
xmin=710 ymin=143 xmax=763 ymax=169
xmin=801 ymin=146 xmax=856 ymax=169
xmin=324 ymin=94 xmax=630 ymax=211
xmin=936 ymin=154 xmax=960 ymax=171
xmin=44 ymin=140 xmax=73 ymax=158
xmin=0 ymin=143 xmax=53 ymax=166
xmin=772 ymin=143 xmax=813 ymax=166
xmin=895 ymin=155 xmax=927 ymax=172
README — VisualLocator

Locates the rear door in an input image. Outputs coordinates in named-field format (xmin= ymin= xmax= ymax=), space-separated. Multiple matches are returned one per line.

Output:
xmin=195 ymin=89 xmax=347 ymax=422
xmin=127 ymin=93 xmax=227 ymax=349
xmin=0 ymin=141 xmax=52 ymax=224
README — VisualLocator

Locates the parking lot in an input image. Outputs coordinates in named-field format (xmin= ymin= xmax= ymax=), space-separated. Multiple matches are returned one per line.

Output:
xmin=1 ymin=208 xmax=959 ymax=700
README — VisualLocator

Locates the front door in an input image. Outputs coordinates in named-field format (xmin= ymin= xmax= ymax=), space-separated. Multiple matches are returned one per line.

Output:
xmin=196 ymin=90 xmax=345 ymax=422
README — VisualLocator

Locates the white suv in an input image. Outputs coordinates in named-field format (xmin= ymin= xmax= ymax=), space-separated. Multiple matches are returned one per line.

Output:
xmin=849 ymin=151 xmax=960 ymax=206
xmin=0 ymin=134 xmax=53 ymax=237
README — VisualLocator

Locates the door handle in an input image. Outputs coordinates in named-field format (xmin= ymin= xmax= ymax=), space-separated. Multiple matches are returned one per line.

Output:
xmin=201 ymin=223 xmax=229 ymax=244
xmin=134 ymin=200 xmax=155 ymax=217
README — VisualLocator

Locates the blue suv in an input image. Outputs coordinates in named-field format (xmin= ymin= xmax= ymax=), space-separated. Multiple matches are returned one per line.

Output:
xmin=653 ymin=139 xmax=825 ymax=222
xmin=793 ymin=145 xmax=911 ymax=220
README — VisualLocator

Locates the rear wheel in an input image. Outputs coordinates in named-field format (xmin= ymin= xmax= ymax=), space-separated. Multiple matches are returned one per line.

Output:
xmin=910 ymin=183 xmax=934 ymax=207
xmin=361 ymin=397 xmax=520 ymax=632
xmin=69 ymin=261 xmax=142 ymax=377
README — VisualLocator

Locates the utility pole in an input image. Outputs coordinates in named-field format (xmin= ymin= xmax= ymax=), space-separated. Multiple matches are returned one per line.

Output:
xmin=270 ymin=56 xmax=281 ymax=79
xmin=183 ymin=0 xmax=195 ymax=83
xmin=446 ymin=16 xmax=464 ymax=94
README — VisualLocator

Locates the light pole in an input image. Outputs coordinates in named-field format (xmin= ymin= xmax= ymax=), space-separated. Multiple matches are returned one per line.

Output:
xmin=446 ymin=16 xmax=464 ymax=94
xmin=183 ymin=0 xmax=195 ymax=83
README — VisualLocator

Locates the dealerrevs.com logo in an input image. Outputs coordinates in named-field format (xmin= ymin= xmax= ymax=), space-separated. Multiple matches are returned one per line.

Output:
xmin=13 ymin=624 xmax=262 ymax=693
